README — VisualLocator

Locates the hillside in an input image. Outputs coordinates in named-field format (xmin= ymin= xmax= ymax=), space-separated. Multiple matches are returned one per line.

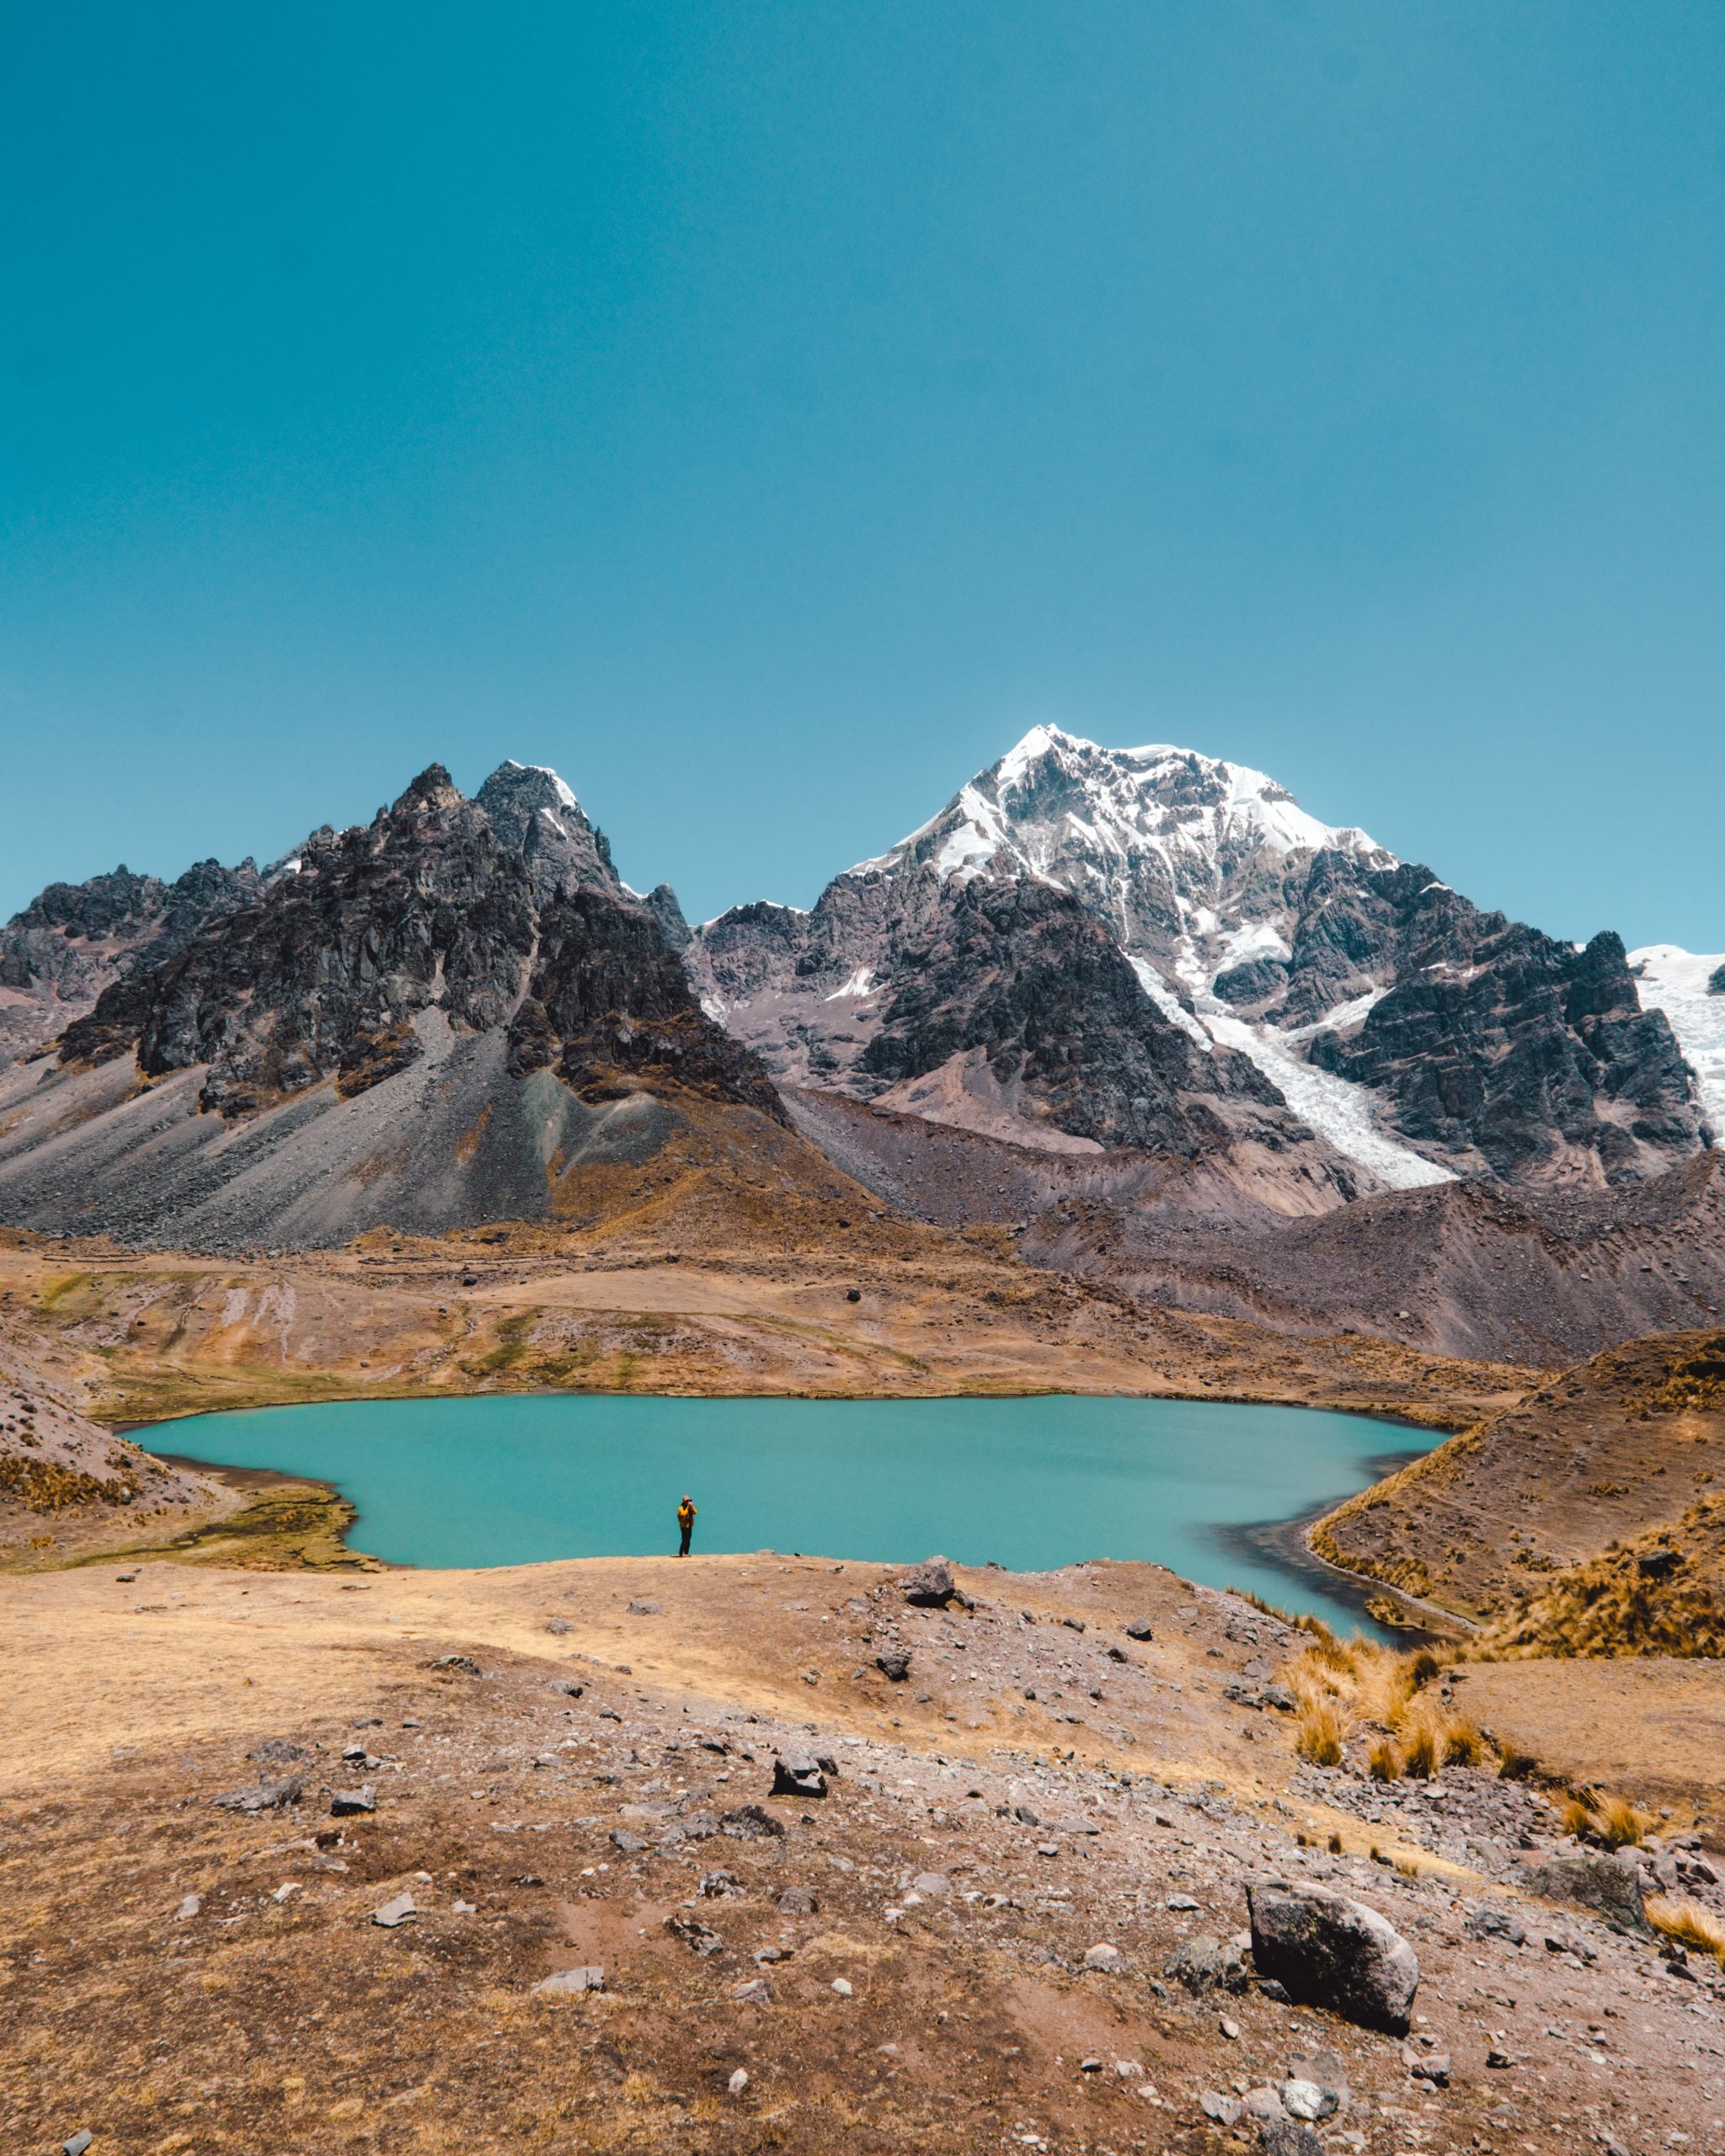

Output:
xmin=1313 ymin=1326 xmax=1725 ymax=1630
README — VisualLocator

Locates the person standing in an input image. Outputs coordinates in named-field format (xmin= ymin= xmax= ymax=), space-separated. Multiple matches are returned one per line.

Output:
xmin=676 ymin=1493 xmax=696 ymax=1557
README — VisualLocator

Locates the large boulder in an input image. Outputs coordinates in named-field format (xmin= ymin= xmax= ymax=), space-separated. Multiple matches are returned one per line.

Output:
xmin=900 ymin=1557 xmax=961 ymax=1607
xmin=1520 ymin=1851 xmax=1650 ymax=1937
xmin=1246 ymin=1881 xmax=1419 ymax=2036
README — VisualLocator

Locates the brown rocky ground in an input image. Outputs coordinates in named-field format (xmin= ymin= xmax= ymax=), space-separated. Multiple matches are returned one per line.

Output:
xmin=6 ymin=1551 xmax=1725 ymax=2156
xmin=1313 ymin=1330 xmax=1725 ymax=1633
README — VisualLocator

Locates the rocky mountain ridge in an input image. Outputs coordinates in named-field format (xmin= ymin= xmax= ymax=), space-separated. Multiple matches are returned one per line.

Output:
xmin=0 ymin=762 xmax=790 ymax=1249
xmin=688 ymin=726 xmax=1715 ymax=1190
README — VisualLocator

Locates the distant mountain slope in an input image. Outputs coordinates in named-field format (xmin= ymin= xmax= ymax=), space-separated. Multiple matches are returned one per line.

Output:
xmin=0 ymin=763 xmax=795 ymax=1251
xmin=689 ymin=726 xmax=1712 ymax=1189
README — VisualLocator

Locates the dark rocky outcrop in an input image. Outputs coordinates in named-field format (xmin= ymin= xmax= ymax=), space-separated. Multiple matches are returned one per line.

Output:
xmin=0 ymin=760 xmax=788 ymax=1250
xmin=1246 ymin=1881 xmax=1419 ymax=2034
xmin=57 ymin=764 xmax=776 ymax=1126
xmin=1295 ymin=867 xmax=1705 ymax=1183
xmin=1710 ymin=963 xmax=1725 ymax=997
xmin=0 ymin=857 xmax=265 ymax=1067
xmin=1519 ymin=1851 xmax=1651 ymax=1936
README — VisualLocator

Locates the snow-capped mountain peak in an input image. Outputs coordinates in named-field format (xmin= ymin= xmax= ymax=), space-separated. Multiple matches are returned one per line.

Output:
xmin=858 ymin=725 xmax=1395 ymax=970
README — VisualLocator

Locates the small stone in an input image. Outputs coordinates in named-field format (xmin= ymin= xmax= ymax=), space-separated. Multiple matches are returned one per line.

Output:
xmin=728 ymin=2068 xmax=749 ymax=2094
xmin=1410 ymin=2054 xmax=1451 ymax=2087
xmin=912 ymin=1872 xmax=951 ymax=1897
xmin=1083 ymin=1942 xmax=1124 ymax=1972
xmin=731 ymin=1977 xmax=774 ymax=2005
xmin=701 ymin=1869 xmax=740 ymax=1897
xmin=536 ymin=1966 xmax=604 ymax=1993
xmin=1201 ymin=2092 xmax=1243 ymax=2126
xmin=175 ymin=1894 xmax=201 ymax=1920
xmin=545 ymin=1617 xmax=571 ymax=1635
xmin=213 ymin=1775 xmax=304 ymax=1813
xmin=875 ymin=1648 xmax=911 ymax=1683
xmin=1281 ymin=2078 xmax=1338 ymax=2120
xmin=1259 ymin=2119 xmax=1324 ymax=2156
xmin=1036 ymin=1843 xmax=1060 ymax=1858
xmin=771 ymin=1754 xmax=828 ymax=1800
xmin=62 ymin=2134 xmax=93 ymax=2156
xmin=330 ymin=1785 xmax=376 ymax=1817
xmin=777 ymin=1887 xmax=819 ymax=1915
xmin=430 ymin=1653 xmax=482 ymax=1675
xmin=1486 ymin=2047 xmax=1514 ymax=2069
xmin=1079 ymin=2055 xmax=1103 ymax=2073
xmin=666 ymin=1913 xmax=724 ymax=1955
xmin=1124 ymin=1620 xmax=1154 ymax=1641
xmin=1220 ymin=2015 xmax=1242 ymax=2039
xmin=831 ymin=1977 xmax=853 ymax=1995
xmin=722 ymin=1805 xmax=785 ymax=1840
xmin=371 ymin=1892 xmax=417 ymax=1927
xmin=628 ymin=1599 xmax=660 ymax=1615
xmin=610 ymin=1829 xmax=647 ymax=1854
xmin=1167 ymin=1893 xmax=1200 ymax=1911
xmin=900 ymin=1556 xmax=960 ymax=1608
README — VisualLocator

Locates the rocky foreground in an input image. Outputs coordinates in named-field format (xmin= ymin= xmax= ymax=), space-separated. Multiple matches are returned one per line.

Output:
xmin=6 ymin=1550 xmax=1723 ymax=2154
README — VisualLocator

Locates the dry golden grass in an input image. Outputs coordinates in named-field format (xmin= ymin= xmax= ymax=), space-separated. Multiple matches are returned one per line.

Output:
xmin=1648 ymin=1897 xmax=1725 ymax=1963
xmin=1401 ymin=1719 xmax=1439 ymax=1779
xmin=1441 ymin=1720 xmax=1484 ymax=1767
xmin=1295 ymin=1696 xmax=1345 ymax=1766
xmin=1594 ymin=1795 xmax=1649 ymax=1849
xmin=1498 ymin=1739 xmax=1539 ymax=1780
xmin=1367 ymin=1737 xmax=1400 ymax=1781
xmin=1561 ymin=1795 xmax=1597 ymax=1839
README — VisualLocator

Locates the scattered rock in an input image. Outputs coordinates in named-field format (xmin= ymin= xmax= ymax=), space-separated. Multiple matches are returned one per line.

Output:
xmin=665 ymin=1913 xmax=724 ymax=1955
xmin=721 ymin=1805 xmax=784 ymax=1840
xmin=1165 ymin=1933 xmax=1251 ymax=1995
xmin=731 ymin=1978 xmax=774 ymax=2005
xmin=771 ymin=1754 xmax=828 ymax=1800
xmin=1282 ymin=2078 xmax=1338 ymax=2120
xmin=900 ymin=1557 xmax=960 ymax=1608
xmin=175 ymin=1894 xmax=201 ymax=1921
xmin=537 ymin=1966 xmax=604 ymax=1994
xmin=1521 ymin=1851 xmax=1650 ymax=1936
xmin=1259 ymin=2118 xmax=1323 ymax=2156
xmin=329 ymin=1785 xmax=376 ymax=1817
xmin=1201 ymin=2092 xmax=1243 ymax=2127
xmin=832 ymin=1976 xmax=853 ymax=1995
xmin=778 ymin=1887 xmax=819 ymax=1916
xmin=1410 ymin=2054 xmax=1451 ymax=2088
xmin=552 ymin=1680 xmax=585 ymax=1699
xmin=700 ymin=1869 xmax=740 ymax=1897
xmin=545 ymin=1617 xmax=571 ymax=1635
xmin=1124 ymin=1620 xmax=1154 ymax=1641
xmin=1247 ymin=1881 xmax=1419 ymax=2036
xmin=1167 ymin=1893 xmax=1200 ymax=1911
xmin=430 ymin=1654 xmax=483 ymax=1676
xmin=62 ymin=2134 xmax=93 ymax=2156
xmin=1464 ymin=1905 xmax=1525 ymax=1945
xmin=1486 ymin=2047 xmax=1514 ymax=2069
xmin=628 ymin=1599 xmax=661 ymax=1615
xmin=248 ymin=1739 xmax=309 ymax=1764
xmin=1083 ymin=1942 xmax=1125 ymax=1972
xmin=371 ymin=1892 xmax=417 ymax=1927
xmin=610 ymin=1829 xmax=647 ymax=1854
xmin=212 ymin=1776 xmax=304 ymax=1813
xmin=728 ymin=2068 xmax=749 ymax=2095
xmin=875 ymin=1649 xmax=912 ymax=1682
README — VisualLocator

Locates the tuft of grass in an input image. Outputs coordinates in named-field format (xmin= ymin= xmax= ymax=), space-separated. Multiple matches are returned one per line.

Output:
xmin=1407 ymin=1648 xmax=1442 ymax=1689
xmin=1594 ymin=1796 xmax=1649 ymax=1849
xmin=1394 ymin=1856 xmax=1422 ymax=1879
xmin=1367 ymin=1738 xmax=1401 ymax=1783
xmin=1497 ymin=1740 xmax=1539 ymax=1781
xmin=1648 ymin=1897 xmax=1725 ymax=1963
xmin=1441 ymin=1720 xmax=1484 ymax=1768
xmin=1327 ymin=1831 xmax=1343 ymax=1854
xmin=1561 ymin=1796 xmax=1596 ymax=1840
xmin=1401 ymin=1721 xmax=1439 ymax=1780
xmin=1295 ymin=1698 xmax=1345 ymax=1767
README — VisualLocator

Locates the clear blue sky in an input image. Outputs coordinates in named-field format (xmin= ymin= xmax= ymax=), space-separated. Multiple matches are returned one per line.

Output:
xmin=3 ymin=3 xmax=1722 ymax=948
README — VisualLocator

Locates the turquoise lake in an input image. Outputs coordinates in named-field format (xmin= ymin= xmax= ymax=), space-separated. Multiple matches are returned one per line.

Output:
xmin=157 ymin=1392 xmax=1428 ymax=1636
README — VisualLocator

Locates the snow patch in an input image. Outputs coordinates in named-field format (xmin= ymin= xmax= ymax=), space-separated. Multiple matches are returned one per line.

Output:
xmin=1129 ymin=958 xmax=1212 ymax=1049
xmin=825 ymin=968 xmax=878 ymax=1001
xmin=1631 ymin=944 xmax=1725 ymax=1129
